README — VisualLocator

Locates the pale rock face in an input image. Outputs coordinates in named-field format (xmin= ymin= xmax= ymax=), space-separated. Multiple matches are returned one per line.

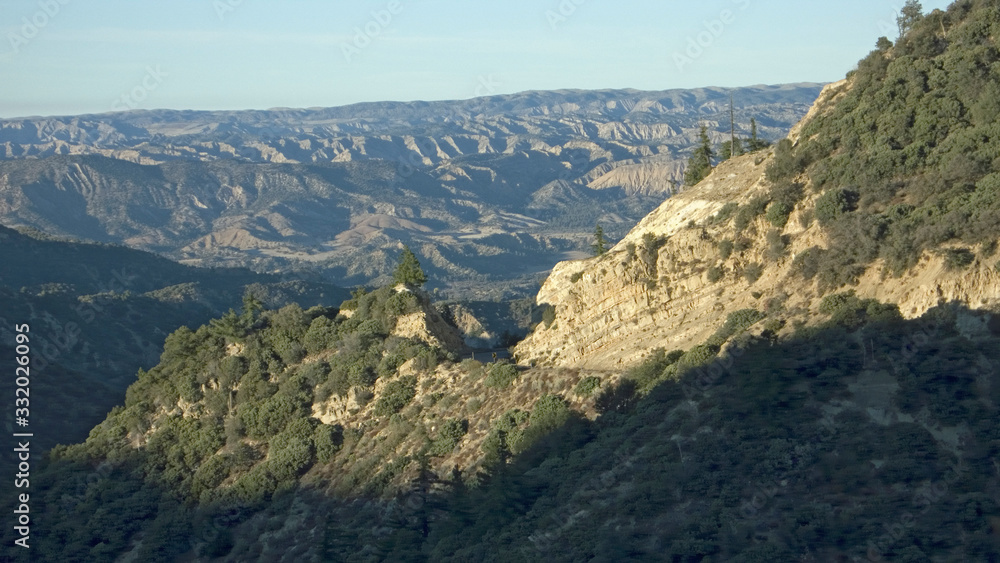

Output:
xmin=516 ymin=84 xmax=1000 ymax=370
xmin=517 ymin=154 xmax=779 ymax=370
xmin=390 ymin=286 xmax=468 ymax=353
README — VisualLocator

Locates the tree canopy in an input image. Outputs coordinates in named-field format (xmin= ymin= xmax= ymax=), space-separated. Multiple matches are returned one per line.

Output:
xmin=393 ymin=245 xmax=427 ymax=287
xmin=684 ymin=124 xmax=714 ymax=186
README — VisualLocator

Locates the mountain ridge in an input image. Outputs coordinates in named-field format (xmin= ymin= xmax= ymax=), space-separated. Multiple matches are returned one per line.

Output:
xmin=0 ymin=85 xmax=823 ymax=297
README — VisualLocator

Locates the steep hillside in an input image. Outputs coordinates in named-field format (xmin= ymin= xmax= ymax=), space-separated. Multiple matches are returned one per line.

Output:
xmin=11 ymin=4 xmax=1000 ymax=561
xmin=0 ymin=225 xmax=347 ymax=450
xmin=516 ymin=2 xmax=1000 ymax=369
xmin=10 ymin=284 xmax=620 ymax=561
xmin=11 ymin=286 xmax=1000 ymax=561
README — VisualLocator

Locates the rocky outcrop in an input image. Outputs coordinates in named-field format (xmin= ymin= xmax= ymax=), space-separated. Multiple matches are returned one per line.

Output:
xmin=389 ymin=286 xmax=468 ymax=354
xmin=516 ymin=128 xmax=1000 ymax=370
xmin=516 ymin=154 xmax=782 ymax=369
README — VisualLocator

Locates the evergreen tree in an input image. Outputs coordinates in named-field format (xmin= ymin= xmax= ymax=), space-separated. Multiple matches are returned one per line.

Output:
xmin=684 ymin=124 xmax=714 ymax=186
xmin=720 ymin=138 xmax=745 ymax=161
xmin=746 ymin=117 xmax=769 ymax=152
xmin=897 ymin=0 xmax=922 ymax=39
xmin=393 ymin=245 xmax=428 ymax=287
xmin=241 ymin=291 xmax=263 ymax=325
xmin=726 ymin=94 xmax=742 ymax=161
xmin=591 ymin=224 xmax=607 ymax=256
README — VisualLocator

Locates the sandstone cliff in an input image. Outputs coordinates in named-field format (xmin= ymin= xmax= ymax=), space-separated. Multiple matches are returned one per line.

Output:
xmin=516 ymin=81 xmax=1000 ymax=370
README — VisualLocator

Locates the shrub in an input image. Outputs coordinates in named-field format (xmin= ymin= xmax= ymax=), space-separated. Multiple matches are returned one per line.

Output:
xmin=570 ymin=271 xmax=583 ymax=283
xmin=460 ymin=358 xmax=484 ymax=375
xmin=707 ymin=309 xmax=766 ymax=347
xmin=428 ymin=418 xmax=467 ymax=456
xmin=765 ymin=229 xmax=787 ymax=261
xmin=734 ymin=196 xmax=769 ymax=233
xmin=743 ymin=263 xmax=764 ymax=284
xmin=718 ymin=239 xmax=734 ymax=260
xmin=939 ymin=248 xmax=976 ymax=271
xmin=521 ymin=395 xmax=571 ymax=446
xmin=373 ymin=376 xmax=417 ymax=416
xmin=484 ymin=362 xmax=520 ymax=389
xmin=707 ymin=265 xmax=724 ymax=283
xmin=540 ymin=305 xmax=556 ymax=329
xmin=482 ymin=409 xmax=529 ymax=463
xmin=711 ymin=202 xmax=740 ymax=225
xmin=595 ymin=379 xmax=638 ymax=414
xmin=639 ymin=233 xmax=664 ymax=275
xmin=625 ymin=348 xmax=685 ymax=393
xmin=267 ymin=419 xmax=317 ymax=482
xmin=313 ymin=424 xmax=343 ymax=463
xmin=765 ymin=201 xmax=794 ymax=228
xmin=574 ymin=376 xmax=602 ymax=397
xmin=674 ymin=344 xmax=719 ymax=373
xmin=981 ymin=240 xmax=998 ymax=258
xmin=815 ymin=188 xmax=858 ymax=225
xmin=765 ymin=138 xmax=801 ymax=181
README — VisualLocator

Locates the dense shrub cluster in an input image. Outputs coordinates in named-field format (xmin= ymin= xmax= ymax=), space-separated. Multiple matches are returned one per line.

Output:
xmin=30 ymin=285 xmax=447 ymax=556
xmin=484 ymin=361 xmax=520 ymax=389
xmin=769 ymin=2 xmax=1000 ymax=284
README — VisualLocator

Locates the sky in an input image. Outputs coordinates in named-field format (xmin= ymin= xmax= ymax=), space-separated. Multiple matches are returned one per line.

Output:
xmin=0 ymin=0 xmax=955 ymax=118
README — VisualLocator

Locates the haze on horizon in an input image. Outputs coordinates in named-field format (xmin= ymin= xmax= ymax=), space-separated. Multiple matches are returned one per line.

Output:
xmin=1 ymin=0 xmax=952 ymax=118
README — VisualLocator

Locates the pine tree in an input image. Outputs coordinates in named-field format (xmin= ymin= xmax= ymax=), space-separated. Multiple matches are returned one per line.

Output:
xmin=240 ymin=291 xmax=263 ymax=325
xmin=393 ymin=245 xmax=427 ymax=287
xmin=897 ymin=0 xmax=923 ymax=39
xmin=746 ymin=117 xmax=769 ymax=152
xmin=591 ymin=224 xmax=607 ymax=256
xmin=684 ymin=124 xmax=714 ymax=186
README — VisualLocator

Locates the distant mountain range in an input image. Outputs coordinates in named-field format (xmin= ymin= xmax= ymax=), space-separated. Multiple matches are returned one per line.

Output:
xmin=0 ymin=84 xmax=824 ymax=297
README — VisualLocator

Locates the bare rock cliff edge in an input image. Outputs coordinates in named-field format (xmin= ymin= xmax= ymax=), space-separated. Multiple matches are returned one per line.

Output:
xmin=516 ymin=81 xmax=1000 ymax=370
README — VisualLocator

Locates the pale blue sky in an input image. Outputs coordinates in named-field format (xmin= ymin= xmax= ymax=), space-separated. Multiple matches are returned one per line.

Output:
xmin=0 ymin=0 xmax=953 ymax=118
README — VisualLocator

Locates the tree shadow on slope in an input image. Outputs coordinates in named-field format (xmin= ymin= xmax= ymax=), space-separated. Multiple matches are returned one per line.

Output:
xmin=422 ymin=300 xmax=1000 ymax=562
xmin=6 ymin=301 xmax=1000 ymax=562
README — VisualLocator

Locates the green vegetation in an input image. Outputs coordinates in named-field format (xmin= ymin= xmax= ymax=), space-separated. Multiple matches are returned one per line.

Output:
xmin=743 ymin=262 xmax=764 ymax=283
xmin=393 ymin=245 xmax=428 ymax=287
xmin=684 ymin=124 xmax=714 ymax=186
xmin=706 ymin=308 xmax=767 ymax=347
xmin=0 ymin=226 xmax=347 ymax=451
xmin=591 ymin=224 xmax=607 ymax=256
xmin=14 ymin=288 xmax=1000 ymax=561
xmin=733 ymin=196 xmax=769 ymax=233
xmin=574 ymin=376 xmax=602 ymax=397
xmin=374 ymin=376 xmax=418 ymax=416
xmin=767 ymin=1 xmax=1000 ymax=286
xmin=706 ymin=264 xmax=724 ymax=283
xmin=711 ymin=202 xmax=740 ymax=225
xmin=484 ymin=362 xmax=520 ymax=389
xmin=718 ymin=238 xmax=735 ymax=259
